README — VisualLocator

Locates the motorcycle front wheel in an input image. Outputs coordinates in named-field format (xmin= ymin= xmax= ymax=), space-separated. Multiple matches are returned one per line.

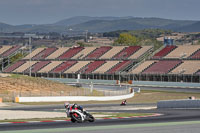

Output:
xmin=87 ymin=113 xmax=95 ymax=122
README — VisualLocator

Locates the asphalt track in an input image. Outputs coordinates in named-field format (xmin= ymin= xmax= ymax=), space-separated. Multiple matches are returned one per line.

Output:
xmin=1 ymin=104 xmax=200 ymax=132
xmin=1 ymin=85 xmax=200 ymax=132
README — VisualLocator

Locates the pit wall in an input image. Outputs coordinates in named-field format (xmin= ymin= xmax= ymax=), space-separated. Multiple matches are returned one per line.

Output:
xmin=157 ymin=99 xmax=200 ymax=108
xmin=15 ymin=91 xmax=134 ymax=103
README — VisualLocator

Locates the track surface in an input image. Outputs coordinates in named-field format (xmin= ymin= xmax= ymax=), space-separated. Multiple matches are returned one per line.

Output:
xmin=1 ymin=84 xmax=200 ymax=132
xmin=1 ymin=104 xmax=200 ymax=131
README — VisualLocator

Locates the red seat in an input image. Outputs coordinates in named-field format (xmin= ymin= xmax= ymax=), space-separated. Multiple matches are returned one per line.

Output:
xmin=85 ymin=46 xmax=112 ymax=59
xmin=113 ymin=46 xmax=141 ymax=59
xmin=58 ymin=47 xmax=84 ymax=59
xmin=51 ymin=61 xmax=77 ymax=73
xmin=142 ymin=60 xmax=182 ymax=74
xmin=3 ymin=60 xmax=25 ymax=73
xmin=32 ymin=47 xmax=57 ymax=60
xmin=78 ymin=61 xmax=105 ymax=74
xmin=107 ymin=60 xmax=131 ymax=74
xmin=152 ymin=46 xmax=177 ymax=59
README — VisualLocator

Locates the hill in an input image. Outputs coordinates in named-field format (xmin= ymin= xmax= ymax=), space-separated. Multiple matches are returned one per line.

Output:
xmin=54 ymin=16 xmax=133 ymax=26
xmin=68 ymin=17 xmax=196 ymax=32
xmin=0 ymin=74 xmax=86 ymax=102
xmin=176 ymin=21 xmax=200 ymax=32
xmin=0 ymin=16 xmax=199 ymax=33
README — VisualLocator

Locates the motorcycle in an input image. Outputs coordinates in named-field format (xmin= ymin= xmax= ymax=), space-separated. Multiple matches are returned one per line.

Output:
xmin=67 ymin=108 xmax=95 ymax=123
xmin=120 ymin=100 xmax=127 ymax=106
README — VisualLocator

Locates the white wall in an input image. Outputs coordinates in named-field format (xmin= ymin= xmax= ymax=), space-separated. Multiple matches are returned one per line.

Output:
xmin=16 ymin=92 xmax=134 ymax=102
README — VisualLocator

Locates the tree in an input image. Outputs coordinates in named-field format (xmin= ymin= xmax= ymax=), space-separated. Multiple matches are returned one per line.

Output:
xmin=114 ymin=33 xmax=138 ymax=46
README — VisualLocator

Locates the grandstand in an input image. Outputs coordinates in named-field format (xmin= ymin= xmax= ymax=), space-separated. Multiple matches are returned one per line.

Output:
xmin=84 ymin=46 xmax=112 ymax=59
xmin=113 ymin=46 xmax=141 ymax=59
xmin=32 ymin=47 xmax=57 ymax=60
xmin=78 ymin=61 xmax=106 ymax=74
xmin=142 ymin=60 xmax=182 ymax=74
xmin=107 ymin=60 xmax=132 ymax=74
xmin=170 ymin=60 xmax=200 ymax=75
xmin=93 ymin=61 xmax=119 ymax=73
xmin=58 ymin=47 xmax=84 ymax=59
xmin=3 ymin=44 xmax=200 ymax=83
xmin=164 ymin=45 xmax=200 ymax=59
xmin=152 ymin=45 xmax=177 ymax=59
xmin=46 ymin=47 xmax=69 ymax=59
xmin=0 ymin=45 xmax=22 ymax=58
xmin=50 ymin=61 xmax=77 ymax=73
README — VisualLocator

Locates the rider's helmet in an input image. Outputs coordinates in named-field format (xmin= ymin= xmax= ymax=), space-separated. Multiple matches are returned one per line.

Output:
xmin=73 ymin=103 xmax=78 ymax=108
xmin=64 ymin=102 xmax=69 ymax=108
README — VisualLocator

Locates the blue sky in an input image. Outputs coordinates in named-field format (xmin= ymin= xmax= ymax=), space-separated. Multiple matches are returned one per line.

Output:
xmin=0 ymin=0 xmax=199 ymax=25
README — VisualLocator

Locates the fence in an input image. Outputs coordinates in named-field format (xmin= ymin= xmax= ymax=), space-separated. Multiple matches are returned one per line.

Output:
xmin=14 ymin=72 xmax=200 ymax=83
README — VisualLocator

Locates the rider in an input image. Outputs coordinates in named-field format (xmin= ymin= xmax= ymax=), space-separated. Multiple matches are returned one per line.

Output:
xmin=64 ymin=102 xmax=84 ymax=117
xmin=121 ymin=100 xmax=127 ymax=105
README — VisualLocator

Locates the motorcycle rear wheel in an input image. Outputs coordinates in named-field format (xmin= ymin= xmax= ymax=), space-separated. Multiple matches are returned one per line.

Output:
xmin=71 ymin=113 xmax=83 ymax=123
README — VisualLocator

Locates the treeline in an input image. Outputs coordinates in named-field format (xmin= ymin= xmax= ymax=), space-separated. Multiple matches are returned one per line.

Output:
xmin=104 ymin=29 xmax=172 ymax=50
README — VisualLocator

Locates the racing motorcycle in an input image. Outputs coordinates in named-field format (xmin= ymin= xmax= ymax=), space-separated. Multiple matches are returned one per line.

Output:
xmin=67 ymin=107 xmax=95 ymax=123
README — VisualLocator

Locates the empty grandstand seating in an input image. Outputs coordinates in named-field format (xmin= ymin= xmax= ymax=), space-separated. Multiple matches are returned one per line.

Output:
xmin=24 ymin=61 xmax=50 ymax=73
xmin=46 ymin=47 xmax=69 ymax=59
xmin=129 ymin=46 xmax=153 ymax=59
xmin=38 ymin=61 xmax=62 ymax=73
xmin=72 ymin=47 xmax=97 ymax=59
xmin=64 ymin=61 xmax=90 ymax=73
xmin=142 ymin=60 xmax=182 ymax=74
xmin=152 ymin=45 xmax=177 ymax=59
xmin=85 ymin=46 xmax=112 ymax=59
xmin=164 ymin=45 xmax=200 ymax=59
xmin=58 ymin=47 xmax=84 ymax=59
xmin=23 ymin=48 xmax=45 ymax=59
xmin=3 ymin=60 xmax=25 ymax=73
xmin=0 ymin=46 xmax=12 ymax=56
xmin=196 ymin=71 xmax=200 ymax=75
xmin=129 ymin=60 xmax=156 ymax=74
xmin=32 ymin=47 xmax=58 ymax=60
xmin=50 ymin=61 xmax=77 ymax=73
xmin=93 ymin=61 xmax=119 ymax=73
xmin=107 ymin=60 xmax=132 ymax=74
xmin=78 ymin=61 xmax=105 ymax=74
xmin=113 ymin=46 xmax=141 ymax=59
xmin=170 ymin=61 xmax=200 ymax=75
xmin=1 ymin=45 xmax=21 ymax=57
xmin=189 ymin=49 xmax=200 ymax=59
xmin=100 ymin=46 xmax=125 ymax=59
xmin=13 ymin=61 xmax=38 ymax=73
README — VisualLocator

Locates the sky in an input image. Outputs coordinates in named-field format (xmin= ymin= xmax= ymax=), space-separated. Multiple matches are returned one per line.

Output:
xmin=0 ymin=0 xmax=199 ymax=25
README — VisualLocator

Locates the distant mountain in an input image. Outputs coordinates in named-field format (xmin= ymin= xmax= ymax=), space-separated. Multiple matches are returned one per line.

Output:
xmin=175 ymin=21 xmax=200 ymax=32
xmin=0 ymin=22 xmax=14 ymax=32
xmin=68 ymin=17 xmax=196 ymax=32
xmin=0 ymin=16 xmax=199 ymax=33
xmin=54 ymin=16 xmax=133 ymax=26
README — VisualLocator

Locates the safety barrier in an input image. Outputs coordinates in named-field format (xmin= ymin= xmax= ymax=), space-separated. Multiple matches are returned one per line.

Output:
xmin=15 ymin=91 xmax=134 ymax=103
xmin=132 ymin=81 xmax=200 ymax=88
xmin=157 ymin=99 xmax=200 ymax=108
xmin=45 ymin=78 xmax=116 ymax=85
